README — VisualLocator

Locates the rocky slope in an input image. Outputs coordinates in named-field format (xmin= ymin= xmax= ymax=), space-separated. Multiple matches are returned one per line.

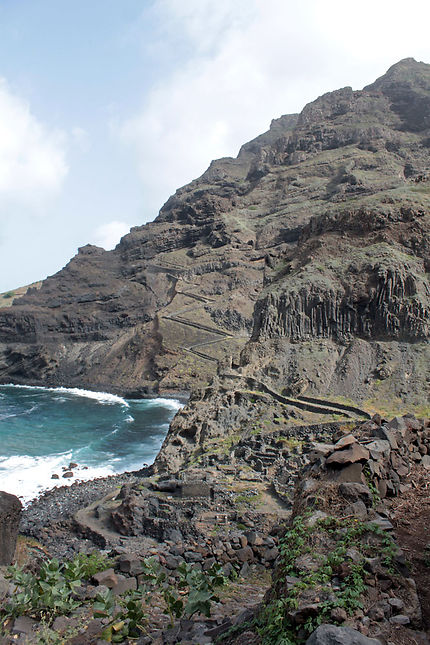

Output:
xmin=0 ymin=58 xmax=428 ymax=414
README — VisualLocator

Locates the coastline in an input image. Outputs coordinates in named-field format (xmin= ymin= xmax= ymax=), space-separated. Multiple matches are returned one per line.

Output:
xmin=19 ymin=468 xmax=147 ymax=557
xmin=10 ymin=382 xmax=188 ymax=552
xmin=0 ymin=376 xmax=191 ymax=403
xmin=0 ymin=382 xmax=189 ymax=509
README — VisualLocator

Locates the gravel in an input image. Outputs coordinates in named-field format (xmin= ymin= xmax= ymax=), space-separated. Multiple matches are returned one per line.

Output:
xmin=19 ymin=469 xmax=146 ymax=556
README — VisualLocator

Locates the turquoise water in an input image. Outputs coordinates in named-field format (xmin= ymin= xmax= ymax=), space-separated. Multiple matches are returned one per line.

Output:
xmin=0 ymin=384 xmax=183 ymax=501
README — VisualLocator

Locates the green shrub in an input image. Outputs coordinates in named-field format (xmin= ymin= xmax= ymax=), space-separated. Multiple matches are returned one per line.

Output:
xmin=2 ymin=558 xmax=81 ymax=622
xmin=63 ymin=551 xmax=111 ymax=580
xmin=1 ymin=552 xmax=227 ymax=642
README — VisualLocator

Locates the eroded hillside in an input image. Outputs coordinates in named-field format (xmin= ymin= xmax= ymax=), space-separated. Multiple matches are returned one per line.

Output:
xmin=0 ymin=58 xmax=428 ymax=419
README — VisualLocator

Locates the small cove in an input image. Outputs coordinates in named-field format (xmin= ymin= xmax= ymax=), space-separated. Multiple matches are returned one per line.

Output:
xmin=0 ymin=384 xmax=183 ymax=502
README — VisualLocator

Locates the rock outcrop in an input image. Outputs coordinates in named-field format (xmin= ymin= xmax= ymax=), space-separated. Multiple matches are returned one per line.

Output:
xmin=242 ymin=414 xmax=430 ymax=644
xmin=0 ymin=491 xmax=22 ymax=565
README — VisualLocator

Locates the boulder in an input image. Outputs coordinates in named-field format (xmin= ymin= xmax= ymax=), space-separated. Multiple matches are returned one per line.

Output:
xmin=305 ymin=624 xmax=382 ymax=644
xmin=92 ymin=568 xmax=118 ymax=588
xmin=366 ymin=440 xmax=391 ymax=459
xmin=333 ymin=435 xmax=357 ymax=450
xmin=118 ymin=553 xmax=144 ymax=575
xmin=326 ymin=462 xmax=364 ymax=483
xmin=326 ymin=444 xmax=369 ymax=466
xmin=0 ymin=491 xmax=22 ymax=565
xmin=339 ymin=482 xmax=373 ymax=506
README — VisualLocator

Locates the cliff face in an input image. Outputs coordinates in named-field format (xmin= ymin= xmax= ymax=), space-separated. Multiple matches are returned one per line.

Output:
xmin=0 ymin=59 xmax=429 ymax=412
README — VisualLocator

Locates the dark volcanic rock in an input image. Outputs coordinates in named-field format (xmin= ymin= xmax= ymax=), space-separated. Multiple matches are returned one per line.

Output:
xmin=0 ymin=491 xmax=22 ymax=565
xmin=0 ymin=58 xmax=428 ymax=407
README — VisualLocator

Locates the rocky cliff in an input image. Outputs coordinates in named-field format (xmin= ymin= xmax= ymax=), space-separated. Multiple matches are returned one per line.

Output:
xmin=0 ymin=58 xmax=428 ymax=418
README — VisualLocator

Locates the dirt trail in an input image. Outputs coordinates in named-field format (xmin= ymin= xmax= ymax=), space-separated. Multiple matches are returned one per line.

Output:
xmin=160 ymin=288 xmax=247 ymax=363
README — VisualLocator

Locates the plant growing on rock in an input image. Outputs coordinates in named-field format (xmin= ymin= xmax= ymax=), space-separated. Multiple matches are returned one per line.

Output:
xmin=139 ymin=557 xmax=227 ymax=625
xmin=63 ymin=550 xmax=112 ymax=580
xmin=253 ymin=513 xmax=400 ymax=644
xmin=2 ymin=558 xmax=82 ymax=623
xmin=93 ymin=587 xmax=148 ymax=643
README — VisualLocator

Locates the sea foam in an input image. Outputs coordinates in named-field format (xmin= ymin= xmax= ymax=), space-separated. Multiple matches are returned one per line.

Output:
xmin=2 ymin=383 xmax=129 ymax=407
xmin=142 ymin=397 xmax=183 ymax=412
xmin=0 ymin=453 xmax=116 ymax=503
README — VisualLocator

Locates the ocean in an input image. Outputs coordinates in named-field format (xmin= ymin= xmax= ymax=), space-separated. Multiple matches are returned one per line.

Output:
xmin=0 ymin=384 xmax=183 ymax=503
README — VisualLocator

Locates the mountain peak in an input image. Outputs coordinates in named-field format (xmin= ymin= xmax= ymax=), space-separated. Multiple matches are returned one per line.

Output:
xmin=363 ymin=58 xmax=430 ymax=132
xmin=365 ymin=57 xmax=430 ymax=90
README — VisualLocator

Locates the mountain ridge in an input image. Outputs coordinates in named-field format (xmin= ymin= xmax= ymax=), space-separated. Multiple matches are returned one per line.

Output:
xmin=0 ymin=58 xmax=428 ymax=419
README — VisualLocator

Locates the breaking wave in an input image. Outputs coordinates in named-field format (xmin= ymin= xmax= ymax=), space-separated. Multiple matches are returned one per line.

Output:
xmin=0 ymin=453 xmax=116 ymax=503
xmin=2 ymin=384 xmax=129 ymax=407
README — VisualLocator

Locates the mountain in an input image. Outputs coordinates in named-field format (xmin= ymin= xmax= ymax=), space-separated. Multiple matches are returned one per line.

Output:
xmin=0 ymin=58 xmax=428 ymax=428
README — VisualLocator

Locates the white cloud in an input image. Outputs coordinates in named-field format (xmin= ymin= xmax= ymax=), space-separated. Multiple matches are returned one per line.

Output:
xmin=0 ymin=79 xmax=68 ymax=207
xmin=118 ymin=0 xmax=430 ymax=219
xmin=71 ymin=126 xmax=90 ymax=152
xmin=93 ymin=220 xmax=130 ymax=250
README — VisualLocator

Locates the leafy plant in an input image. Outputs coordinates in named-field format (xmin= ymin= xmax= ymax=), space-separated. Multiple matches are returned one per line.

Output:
xmin=2 ymin=559 xmax=81 ymax=622
xmin=363 ymin=467 xmax=381 ymax=507
xmin=63 ymin=551 xmax=111 ymax=581
xmin=254 ymin=513 xmax=400 ymax=644
xmin=1 ymin=551 xmax=228 ymax=643
xmin=177 ymin=561 xmax=226 ymax=618
xmin=96 ymin=589 xmax=147 ymax=643
xmin=138 ymin=557 xmax=227 ymax=625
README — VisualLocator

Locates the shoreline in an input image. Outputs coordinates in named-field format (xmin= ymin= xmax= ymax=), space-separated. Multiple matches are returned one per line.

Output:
xmin=0 ymin=378 xmax=191 ymax=403
xmin=0 ymin=383 xmax=189 ymax=508
xmin=20 ymin=467 xmax=148 ymax=552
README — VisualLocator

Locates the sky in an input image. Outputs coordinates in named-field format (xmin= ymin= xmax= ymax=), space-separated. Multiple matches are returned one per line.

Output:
xmin=0 ymin=0 xmax=430 ymax=292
